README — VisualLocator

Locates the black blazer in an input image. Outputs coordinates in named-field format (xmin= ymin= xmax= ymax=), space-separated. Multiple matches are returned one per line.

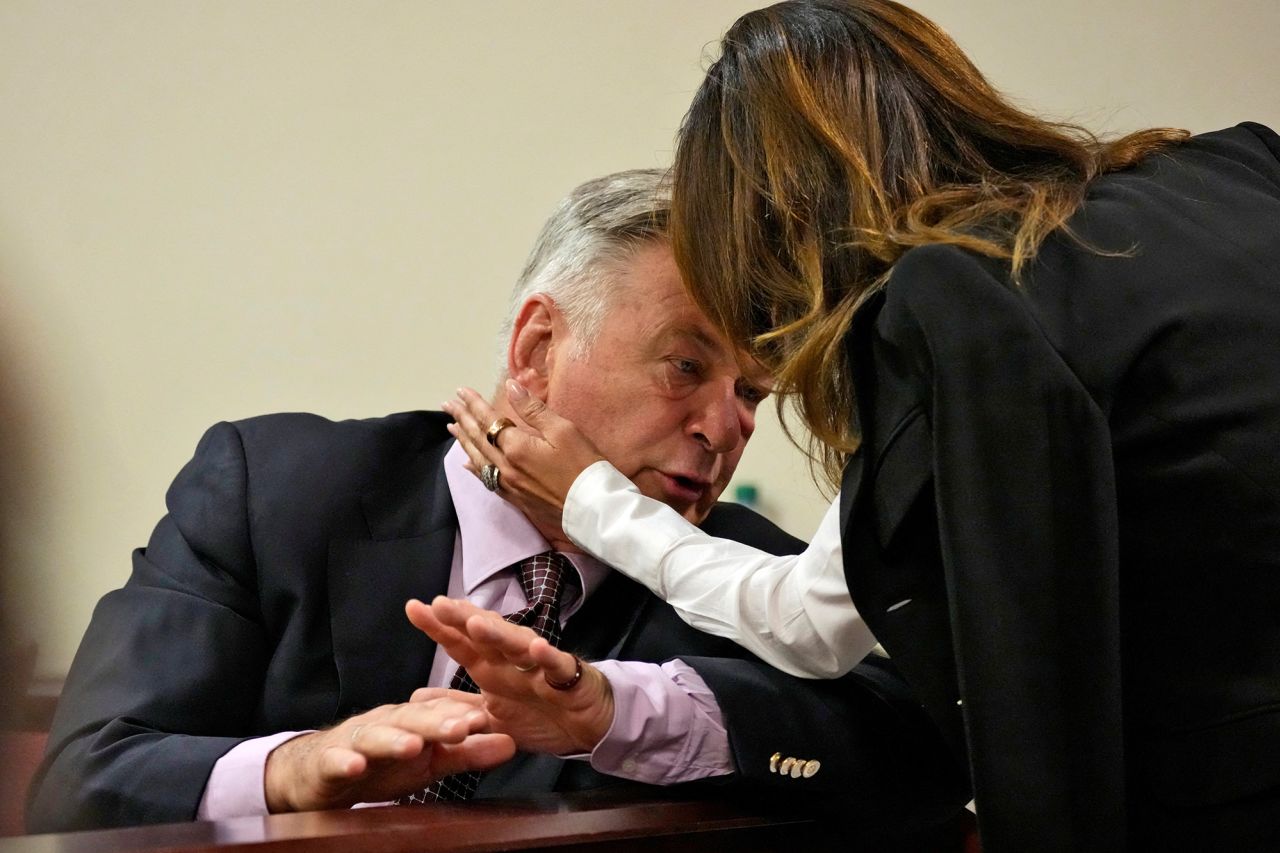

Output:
xmin=840 ymin=122 xmax=1280 ymax=852
xmin=29 ymin=410 xmax=967 ymax=834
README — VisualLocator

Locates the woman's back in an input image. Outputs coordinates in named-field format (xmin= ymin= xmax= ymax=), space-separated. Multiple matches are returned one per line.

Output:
xmin=1038 ymin=120 xmax=1280 ymax=830
xmin=863 ymin=121 xmax=1280 ymax=846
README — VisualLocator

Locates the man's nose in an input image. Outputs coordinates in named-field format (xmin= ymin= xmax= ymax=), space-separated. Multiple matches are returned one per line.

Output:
xmin=690 ymin=380 xmax=750 ymax=454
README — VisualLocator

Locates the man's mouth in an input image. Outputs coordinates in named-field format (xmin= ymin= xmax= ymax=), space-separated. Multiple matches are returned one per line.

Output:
xmin=658 ymin=472 xmax=712 ymax=505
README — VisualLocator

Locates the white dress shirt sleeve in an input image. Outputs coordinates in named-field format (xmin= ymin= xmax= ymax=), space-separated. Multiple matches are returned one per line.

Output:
xmin=563 ymin=461 xmax=877 ymax=679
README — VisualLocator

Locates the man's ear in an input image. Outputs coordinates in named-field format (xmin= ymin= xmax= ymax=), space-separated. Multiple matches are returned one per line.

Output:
xmin=507 ymin=295 xmax=562 ymax=399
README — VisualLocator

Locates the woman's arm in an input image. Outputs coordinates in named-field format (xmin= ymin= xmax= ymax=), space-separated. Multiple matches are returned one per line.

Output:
xmin=441 ymin=383 xmax=876 ymax=679
xmin=565 ymin=461 xmax=876 ymax=678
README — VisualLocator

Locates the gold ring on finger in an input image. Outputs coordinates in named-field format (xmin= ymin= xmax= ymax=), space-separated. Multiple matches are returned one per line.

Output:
xmin=486 ymin=417 xmax=515 ymax=448
xmin=513 ymin=661 xmax=537 ymax=673
xmin=350 ymin=724 xmax=365 ymax=745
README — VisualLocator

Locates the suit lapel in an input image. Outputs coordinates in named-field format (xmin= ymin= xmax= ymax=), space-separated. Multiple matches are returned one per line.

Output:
xmin=838 ymin=293 xmax=970 ymax=762
xmin=328 ymin=435 xmax=458 ymax=716
xmin=840 ymin=290 xmax=884 ymax=534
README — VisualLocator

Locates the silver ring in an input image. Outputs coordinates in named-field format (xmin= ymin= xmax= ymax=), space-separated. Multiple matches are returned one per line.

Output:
xmin=480 ymin=463 xmax=501 ymax=492
xmin=350 ymin=724 xmax=365 ymax=745
xmin=513 ymin=661 xmax=537 ymax=673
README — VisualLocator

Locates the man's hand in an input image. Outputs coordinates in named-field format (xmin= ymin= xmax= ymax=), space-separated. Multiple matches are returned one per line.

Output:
xmin=406 ymin=597 xmax=616 ymax=756
xmin=263 ymin=693 xmax=516 ymax=813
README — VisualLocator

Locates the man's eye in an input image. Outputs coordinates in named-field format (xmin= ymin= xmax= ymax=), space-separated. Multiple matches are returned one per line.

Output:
xmin=736 ymin=378 xmax=768 ymax=405
xmin=669 ymin=358 xmax=701 ymax=376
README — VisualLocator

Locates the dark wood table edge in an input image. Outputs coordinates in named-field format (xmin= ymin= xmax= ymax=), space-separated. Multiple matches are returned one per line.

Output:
xmin=0 ymin=787 xmax=825 ymax=853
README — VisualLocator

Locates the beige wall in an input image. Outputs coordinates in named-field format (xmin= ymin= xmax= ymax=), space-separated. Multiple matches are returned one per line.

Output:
xmin=1 ymin=1 xmax=1276 ymax=676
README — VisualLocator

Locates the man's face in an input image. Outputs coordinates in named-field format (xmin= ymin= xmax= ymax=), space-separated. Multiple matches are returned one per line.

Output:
xmin=543 ymin=243 xmax=770 ymax=524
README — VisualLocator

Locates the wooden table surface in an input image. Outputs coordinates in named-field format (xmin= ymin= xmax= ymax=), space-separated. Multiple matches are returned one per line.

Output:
xmin=0 ymin=788 xmax=860 ymax=853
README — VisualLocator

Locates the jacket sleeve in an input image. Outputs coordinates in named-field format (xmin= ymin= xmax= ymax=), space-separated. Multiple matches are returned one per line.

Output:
xmin=886 ymin=245 xmax=1126 ymax=852
xmin=27 ymin=422 xmax=269 ymax=832
xmin=685 ymin=653 xmax=971 ymax=830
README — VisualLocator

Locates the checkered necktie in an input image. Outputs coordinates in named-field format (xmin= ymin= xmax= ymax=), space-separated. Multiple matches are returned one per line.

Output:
xmin=398 ymin=551 xmax=572 ymax=803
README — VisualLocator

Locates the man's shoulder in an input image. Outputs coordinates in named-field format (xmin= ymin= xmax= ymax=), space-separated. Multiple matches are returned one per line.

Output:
xmin=216 ymin=409 xmax=451 ymax=469
xmin=229 ymin=409 xmax=451 ymax=448
xmin=175 ymin=409 xmax=454 ymax=508
xmin=700 ymin=502 xmax=805 ymax=556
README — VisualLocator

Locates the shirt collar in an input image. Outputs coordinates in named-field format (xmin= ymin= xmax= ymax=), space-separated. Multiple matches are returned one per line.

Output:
xmin=443 ymin=441 xmax=608 ymax=614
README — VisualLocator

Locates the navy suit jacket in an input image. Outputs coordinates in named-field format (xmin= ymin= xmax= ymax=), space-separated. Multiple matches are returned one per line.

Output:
xmin=29 ymin=411 xmax=967 ymax=834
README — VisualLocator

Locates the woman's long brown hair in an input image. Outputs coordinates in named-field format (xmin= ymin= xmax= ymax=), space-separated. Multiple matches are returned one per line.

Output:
xmin=670 ymin=0 xmax=1186 ymax=488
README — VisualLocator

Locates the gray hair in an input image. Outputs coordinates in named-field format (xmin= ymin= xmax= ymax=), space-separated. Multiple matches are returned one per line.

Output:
xmin=497 ymin=168 xmax=672 ymax=372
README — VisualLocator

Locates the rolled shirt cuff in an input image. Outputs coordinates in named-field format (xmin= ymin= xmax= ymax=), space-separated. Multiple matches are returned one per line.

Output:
xmin=585 ymin=658 xmax=733 ymax=785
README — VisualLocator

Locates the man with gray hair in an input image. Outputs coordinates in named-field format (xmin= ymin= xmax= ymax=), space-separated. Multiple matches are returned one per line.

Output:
xmin=496 ymin=169 xmax=669 ymax=369
xmin=29 ymin=169 xmax=967 ymax=836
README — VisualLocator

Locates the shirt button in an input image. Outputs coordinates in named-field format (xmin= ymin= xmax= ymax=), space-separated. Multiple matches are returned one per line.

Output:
xmin=622 ymin=758 xmax=637 ymax=773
